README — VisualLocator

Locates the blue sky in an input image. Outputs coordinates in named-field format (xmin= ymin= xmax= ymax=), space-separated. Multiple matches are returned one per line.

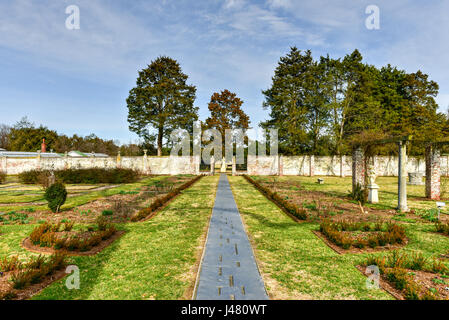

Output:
xmin=0 ymin=0 xmax=448 ymax=144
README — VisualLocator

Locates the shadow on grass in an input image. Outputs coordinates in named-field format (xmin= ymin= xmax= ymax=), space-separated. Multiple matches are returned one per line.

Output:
xmin=242 ymin=210 xmax=299 ymax=230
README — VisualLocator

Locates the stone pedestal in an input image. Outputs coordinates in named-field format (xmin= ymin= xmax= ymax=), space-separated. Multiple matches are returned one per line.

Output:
xmin=408 ymin=172 xmax=424 ymax=185
xmin=367 ymin=184 xmax=379 ymax=204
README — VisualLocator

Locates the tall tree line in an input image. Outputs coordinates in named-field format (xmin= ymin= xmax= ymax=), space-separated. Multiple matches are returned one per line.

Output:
xmin=262 ymin=47 xmax=448 ymax=156
xmin=0 ymin=117 xmax=146 ymax=156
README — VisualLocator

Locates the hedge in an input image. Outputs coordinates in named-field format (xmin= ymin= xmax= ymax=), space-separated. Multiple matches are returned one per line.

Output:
xmin=19 ymin=168 xmax=140 ymax=184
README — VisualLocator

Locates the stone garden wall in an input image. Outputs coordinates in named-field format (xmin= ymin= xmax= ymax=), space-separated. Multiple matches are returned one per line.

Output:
xmin=2 ymin=154 xmax=449 ymax=177
xmin=0 ymin=156 xmax=201 ymax=175
xmin=247 ymin=155 xmax=449 ymax=177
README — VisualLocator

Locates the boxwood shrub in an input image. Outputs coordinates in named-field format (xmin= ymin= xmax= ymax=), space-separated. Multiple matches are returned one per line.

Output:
xmin=44 ymin=182 xmax=68 ymax=213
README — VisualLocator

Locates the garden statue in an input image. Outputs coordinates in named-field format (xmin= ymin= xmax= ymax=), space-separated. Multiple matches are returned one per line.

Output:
xmin=221 ymin=157 xmax=226 ymax=173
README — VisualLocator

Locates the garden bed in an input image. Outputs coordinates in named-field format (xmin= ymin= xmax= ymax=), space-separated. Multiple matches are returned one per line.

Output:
xmin=243 ymin=175 xmax=307 ymax=222
xmin=249 ymin=176 xmax=425 ymax=223
xmin=131 ymin=175 xmax=204 ymax=221
xmin=359 ymin=251 xmax=449 ymax=300
xmin=316 ymin=220 xmax=408 ymax=254
xmin=0 ymin=253 xmax=67 ymax=300
xmin=22 ymin=220 xmax=122 ymax=256
xmin=0 ymin=175 xmax=194 ymax=224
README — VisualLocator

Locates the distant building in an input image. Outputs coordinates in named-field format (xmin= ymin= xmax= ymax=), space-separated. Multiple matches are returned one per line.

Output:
xmin=0 ymin=138 xmax=108 ymax=158
xmin=0 ymin=149 xmax=108 ymax=158
xmin=67 ymin=151 xmax=109 ymax=158
xmin=0 ymin=151 xmax=62 ymax=158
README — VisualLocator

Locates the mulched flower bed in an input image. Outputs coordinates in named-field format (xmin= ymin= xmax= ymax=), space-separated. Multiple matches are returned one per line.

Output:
xmin=248 ymin=176 xmax=426 ymax=223
xmin=1 ymin=176 xmax=194 ymax=225
xmin=22 ymin=219 xmax=122 ymax=256
xmin=315 ymin=220 xmax=408 ymax=254
xmin=0 ymin=253 xmax=67 ymax=300
xmin=358 ymin=251 xmax=449 ymax=300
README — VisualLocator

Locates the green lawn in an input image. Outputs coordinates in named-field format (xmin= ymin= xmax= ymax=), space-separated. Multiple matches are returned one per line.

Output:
xmin=229 ymin=176 xmax=449 ymax=300
xmin=0 ymin=175 xmax=218 ymax=300
xmin=252 ymin=175 xmax=449 ymax=213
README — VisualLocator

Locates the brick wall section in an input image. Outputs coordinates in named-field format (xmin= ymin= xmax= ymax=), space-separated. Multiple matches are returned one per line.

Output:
xmin=426 ymin=146 xmax=441 ymax=200
xmin=352 ymin=148 xmax=365 ymax=192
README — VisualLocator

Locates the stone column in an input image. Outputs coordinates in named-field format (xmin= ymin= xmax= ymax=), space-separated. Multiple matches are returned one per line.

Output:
xmin=117 ymin=151 xmax=121 ymax=169
xmin=309 ymin=155 xmax=315 ymax=177
xmin=340 ymin=155 xmax=345 ymax=178
xmin=397 ymin=141 xmax=408 ymax=212
xmin=232 ymin=156 xmax=236 ymax=176
xmin=37 ymin=151 xmax=41 ymax=170
xmin=1 ymin=156 xmax=6 ymax=175
xmin=425 ymin=145 xmax=441 ymax=200
xmin=64 ymin=151 xmax=69 ymax=170
xmin=352 ymin=147 xmax=365 ymax=193
xmin=279 ymin=155 xmax=283 ymax=176
xmin=210 ymin=156 xmax=215 ymax=175
xmin=194 ymin=155 xmax=200 ymax=175
xmin=143 ymin=149 xmax=148 ymax=174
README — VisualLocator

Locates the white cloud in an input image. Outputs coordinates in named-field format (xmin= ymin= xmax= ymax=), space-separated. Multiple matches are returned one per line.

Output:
xmin=223 ymin=0 xmax=246 ymax=10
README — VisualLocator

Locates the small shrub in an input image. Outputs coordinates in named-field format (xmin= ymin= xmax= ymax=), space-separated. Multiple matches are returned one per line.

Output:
xmin=26 ymin=255 xmax=46 ymax=270
xmin=29 ymin=222 xmax=116 ymax=252
xmin=387 ymin=250 xmax=407 ymax=269
xmin=44 ymin=182 xmax=67 ymax=213
xmin=436 ymin=221 xmax=449 ymax=236
xmin=96 ymin=216 xmax=108 ymax=231
xmin=349 ymin=183 xmax=367 ymax=205
xmin=10 ymin=270 xmax=32 ymax=289
xmin=385 ymin=267 xmax=409 ymax=291
xmin=63 ymin=221 xmax=74 ymax=232
xmin=430 ymin=260 xmax=449 ymax=275
xmin=0 ymin=171 xmax=6 ymax=184
xmin=319 ymin=220 xmax=406 ymax=250
xmin=406 ymin=253 xmax=427 ymax=271
xmin=367 ymin=235 xmax=378 ymax=248
xmin=0 ymin=256 xmax=22 ymax=272
xmin=102 ymin=210 xmax=114 ymax=216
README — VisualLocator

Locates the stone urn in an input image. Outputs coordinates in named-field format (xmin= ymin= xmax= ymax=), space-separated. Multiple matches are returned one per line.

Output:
xmin=408 ymin=172 xmax=424 ymax=185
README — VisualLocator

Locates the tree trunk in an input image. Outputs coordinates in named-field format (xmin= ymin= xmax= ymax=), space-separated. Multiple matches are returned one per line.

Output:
xmin=157 ymin=126 xmax=163 ymax=156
